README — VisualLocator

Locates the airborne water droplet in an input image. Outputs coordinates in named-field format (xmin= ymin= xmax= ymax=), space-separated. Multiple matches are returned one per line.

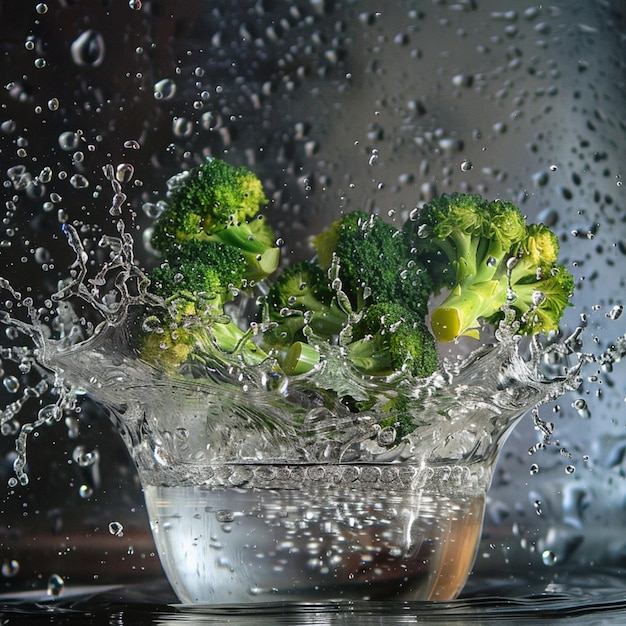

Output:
xmin=1 ymin=559 xmax=19 ymax=578
xmin=541 ymin=550 xmax=557 ymax=566
xmin=58 ymin=131 xmax=80 ymax=151
xmin=70 ymin=30 xmax=105 ymax=67
xmin=47 ymin=573 xmax=65 ymax=597
xmin=154 ymin=78 xmax=177 ymax=101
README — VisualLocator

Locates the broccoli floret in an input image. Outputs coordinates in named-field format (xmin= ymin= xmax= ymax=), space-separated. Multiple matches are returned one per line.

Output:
xmin=348 ymin=302 xmax=439 ymax=378
xmin=313 ymin=211 xmax=433 ymax=317
xmin=502 ymin=224 xmax=574 ymax=335
xmin=404 ymin=193 xmax=572 ymax=341
xmin=138 ymin=240 xmax=268 ymax=372
xmin=265 ymin=260 xmax=349 ymax=343
xmin=151 ymin=158 xmax=279 ymax=282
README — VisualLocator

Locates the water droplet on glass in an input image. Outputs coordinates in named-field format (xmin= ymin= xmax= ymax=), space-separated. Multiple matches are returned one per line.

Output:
xmin=216 ymin=509 xmax=235 ymax=523
xmin=123 ymin=140 xmax=140 ymax=150
xmin=47 ymin=573 xmax=65 ymax=597
xmin=529 ymin=463 xmax=539 ymax=475
xmin=606 ymin=305 xmax=623 ymax=320
xmin=35 ymin=3 xmax=48 ymax=14
xmin=549 ymin=164 xmax=558 ymax=172
xmin=108 ymin=521 xmax=124 ymax=537
xmin=154 ymin=78 xmax=177 ymax=101
xmin=70 ymin=30 xmax=105 ymax=67
xmin=129 ymin=0 xmax=142 ymax=9
xmin=34 ymin=58 xmax=47 ymax=69
xmin=368 ymin=149 xmax=379 ymax=166
xmin=47 ymin=98 xmax=59 ymax=111
xmin=460 ymin=159 xmax=473 ymax=172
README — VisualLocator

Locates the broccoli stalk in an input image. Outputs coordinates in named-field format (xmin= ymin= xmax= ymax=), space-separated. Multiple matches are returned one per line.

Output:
xmin=404 ymin=193 xmax=573 ymax=342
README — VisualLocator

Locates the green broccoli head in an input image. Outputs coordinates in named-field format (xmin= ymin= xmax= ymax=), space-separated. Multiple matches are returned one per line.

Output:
xmin=152 ymin=158 xmax=268 ymax=246
xmin=138 ymin=239 xmax=268 ymax=372
xmin=405 ymin=193 xmax=570 ymax=342
xmin=148 ymin=240 xmax=246 ymax=305
xmin=150 ymin=159 xmax=279 ymax=281
xmin=312 ymin=211 xmax=433 ymax=317
xmin=498 ymin=224 xmax=573 ymax=335
xmin=265 ymin=260 xmax=348 ymax=341
xmin=349 ymin=302 xmax=439 ymax=378
xmin=404 ymin=193 xmax=527 ymax=291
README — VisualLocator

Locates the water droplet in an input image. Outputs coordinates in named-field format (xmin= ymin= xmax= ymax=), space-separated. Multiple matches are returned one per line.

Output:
xmin=35 ymin=3 xmax=48 ymax=14
xmin=606 ymin=305 xmax=623 ymax=320
xmin=69 ymin=174 xmax=89 ymax=189
xmin=3 ymin=375 xmax=20 ymax=393
xmin=34 ymin=57 xmax=47 ymax=69
xmin=216 ymin=509 xmax=235 ymax=523
xmin=123 ymin=140 xmax=140 ymax=150
xmin=529 ymin=463 xmax=539 ymax=475
xmin=73 ymin=445 xmax=99 ymax=467
xmin=541 ymin=550 xmax=557 ymax=566
xmin=532 ymin=170 xmax=549 ymax=187
xmin=154 ymin=78 xmax=177 ymax=101
xmin=368 ymin=149 xmax=379 ymax=166
xmin=565 ymin=465 xmax=576 ymax=475
xmin=58 ymin=131 xmax=80 ymax=151
xmin=79 ymin=484 xmax=93 ymax=499
xmin=47 ymin=98 xmax=59 ymax=111
xmin=47 ymin=573 xmax=65 ymax=597
xmin=549 ymin=164 xmax=558 ymax=172
xmin=172 ymin=117 xmax=193 ymax=137
xmin=70 ymin=30 xmax=105 ymax=67
xmin=1 ymin=559 xmax=19 ymax=577
xmin=129 ymin=0 xmax=142 ymax=9
xmin=108 ymin=521 xmax=124 ymax=537
xmin=115 ymin=163 xmax=134 ymax=183
xmin=460 ymin=159 xmax=473 ymax=172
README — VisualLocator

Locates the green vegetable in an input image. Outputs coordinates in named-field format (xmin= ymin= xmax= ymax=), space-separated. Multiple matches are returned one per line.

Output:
xmin=264 ymin=260 xmax=349 ymax=345
xmin=312 ymin=211 xmax=433 ymax=317
xmin=137 ymin=160 xmax=574 ymax=440
xmin=348 ymin=302 xmax=439 ymax=379
xmin=151 ymin=158 xmax=279 ymax=282
xmin=404 ymin=193 xmax=573 ymax=341
xmin=139 ymin=240 xmax=267 ymax=371
xmin=138 ymin=159 xmax=276 ymax=371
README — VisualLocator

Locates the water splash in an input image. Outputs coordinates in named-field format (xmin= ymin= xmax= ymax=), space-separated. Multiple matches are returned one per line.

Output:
xmin=0 ymin=168 xmax=623 ymax=490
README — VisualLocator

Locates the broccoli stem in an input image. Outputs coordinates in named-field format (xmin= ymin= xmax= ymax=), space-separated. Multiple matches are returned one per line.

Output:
xmin=283 ymin=341 xmax=320 ymax=375
xmin=430 ymin=280 xmax=500 ymax=341
xmin=347 ymin=338 xmax=395 ymax=376
xmin=193 ymin=318 xmax=268 ymax=366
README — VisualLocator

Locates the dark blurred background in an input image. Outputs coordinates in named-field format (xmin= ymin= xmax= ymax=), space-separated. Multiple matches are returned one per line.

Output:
xmin=0 ymin=0 xmax=625 ymax=599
